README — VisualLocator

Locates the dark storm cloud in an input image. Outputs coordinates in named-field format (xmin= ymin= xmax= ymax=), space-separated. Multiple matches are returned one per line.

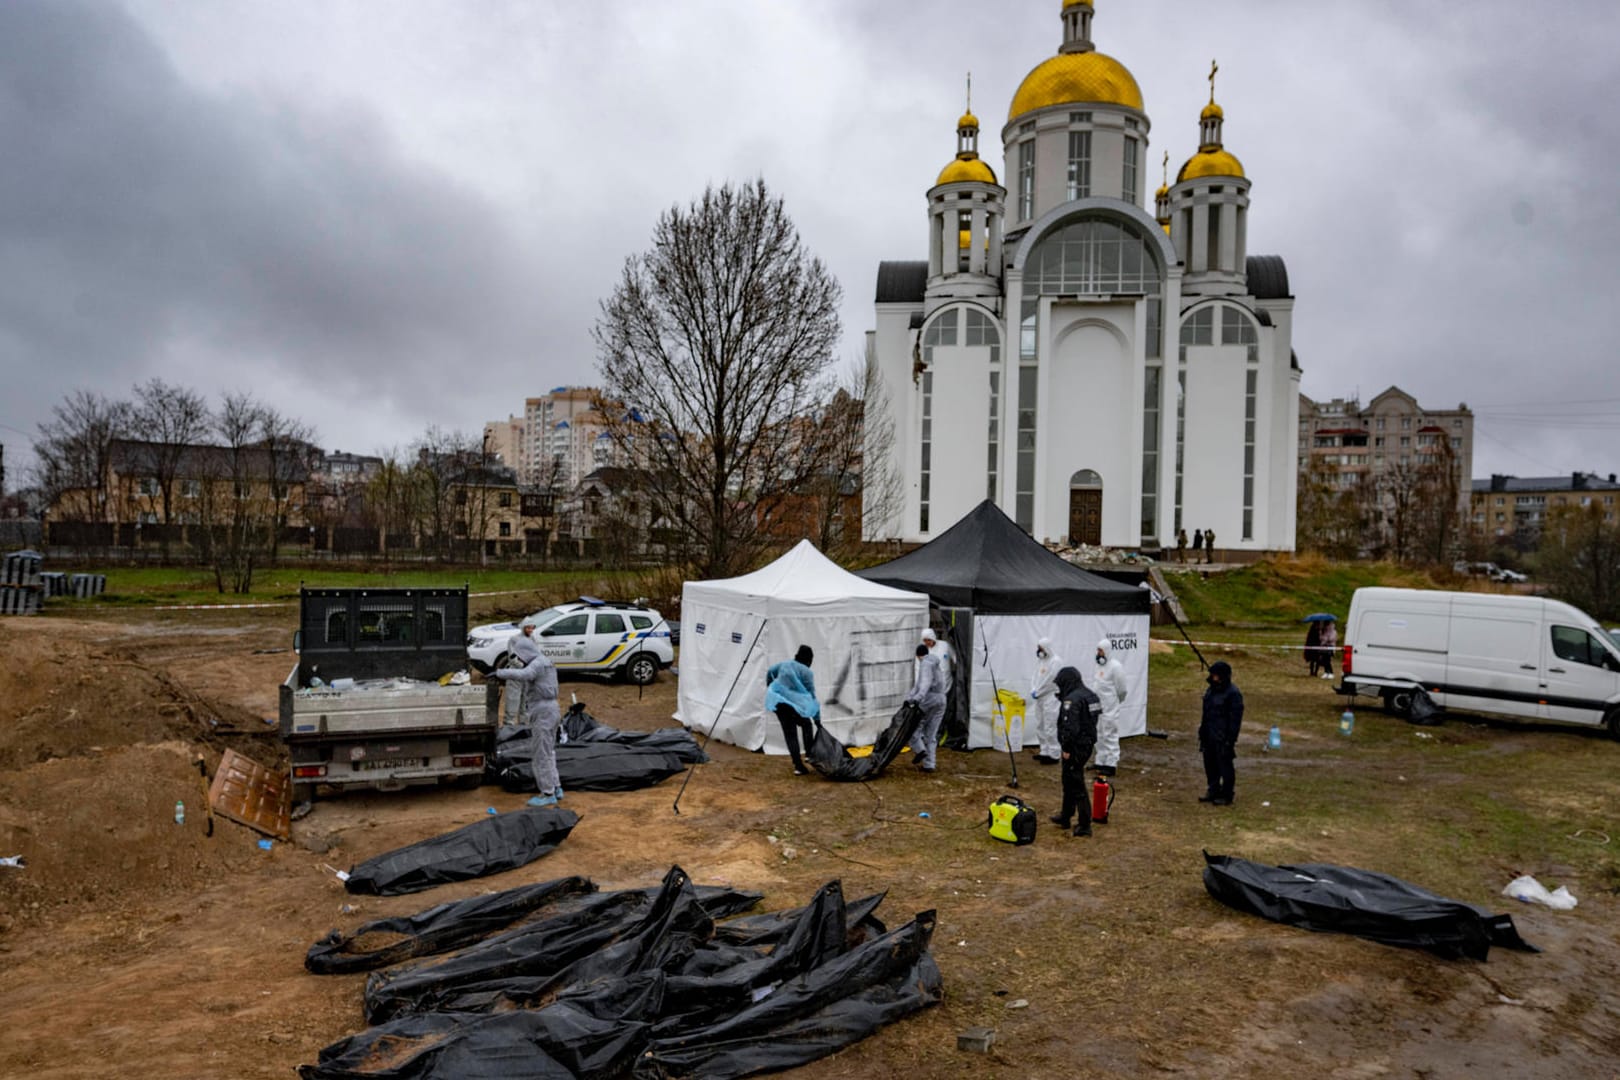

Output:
xmin=0 ymin=0 xmax=542 ymax=461
xmin=2 ymin=0 xmax=1613 ymax=482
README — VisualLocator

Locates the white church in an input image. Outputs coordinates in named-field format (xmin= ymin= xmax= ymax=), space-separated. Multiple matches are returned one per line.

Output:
xmin=866 ymin=0 xmax=1299 ymax=553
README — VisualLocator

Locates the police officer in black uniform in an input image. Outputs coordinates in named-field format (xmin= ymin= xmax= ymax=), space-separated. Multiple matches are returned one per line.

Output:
xmin=1049 ymin=666 xmax=1101 ymax=837
xmin=1198 ymin=660 xmax=1244 ymax=806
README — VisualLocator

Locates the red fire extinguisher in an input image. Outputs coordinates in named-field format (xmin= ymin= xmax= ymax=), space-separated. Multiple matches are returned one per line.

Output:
xmin=1091 ymin=775 xmax=1114 ymax=825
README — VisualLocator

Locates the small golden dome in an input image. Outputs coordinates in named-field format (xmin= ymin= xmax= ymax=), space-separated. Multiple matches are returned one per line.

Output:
xmin=1154 ymin=182 xmax=1170 ymax=200
xmin=1009 ymin=50 xmax=1143 ymax=119
xmin=937 ymin=157 xmax=998 ymax=185
xmin=1063 ymin=0 xmax=1094 ymax=8
xmin=958 ymin=111 xmax=979 ymax=130
xmin=1177 ymin=148 xmax=1246 ymax=182
xmin=1201 ymin=101 xmax=1224 ymax=121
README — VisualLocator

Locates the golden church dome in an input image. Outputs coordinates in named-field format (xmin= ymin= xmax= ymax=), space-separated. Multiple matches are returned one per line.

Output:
xmin=937 ymin=157 xmax=998 ymax=185
xmin=1008 ymin=50 xmax=1144 ymax=119
xmin=1200 ymin=101 xmax=1224 ymax=121
xmin=1063 ymin=0 xmax=1094 ymax=8
xmin=1177 ymin=148 xmax=1245 ymax=182
xmin=958 ymin=111 xmax=979 ymax=130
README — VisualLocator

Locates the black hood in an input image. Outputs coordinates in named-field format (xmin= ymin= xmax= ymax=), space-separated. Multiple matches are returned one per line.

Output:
xmin=1055 ymin=666 xmax=1084 ymax=696
xmin=1208 ymin=660 xmax=1232 ymax=686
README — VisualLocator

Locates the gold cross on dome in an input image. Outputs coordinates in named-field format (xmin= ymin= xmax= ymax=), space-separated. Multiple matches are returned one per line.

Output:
xmin=1209 ymin=59 xmax=1219 ymax=103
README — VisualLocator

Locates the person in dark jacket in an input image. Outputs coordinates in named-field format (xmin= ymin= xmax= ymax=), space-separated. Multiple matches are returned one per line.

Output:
xmin=1198 ymin=660 xmax=1244 ymax=805
xmin=1048 ymin=666 xmax=1101 ymax=837
xmin=766 ymin=644 xmax=820 ymax=776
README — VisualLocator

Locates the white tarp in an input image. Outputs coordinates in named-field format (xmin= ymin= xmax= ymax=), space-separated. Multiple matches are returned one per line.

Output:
xmin=965 ymin=613 xmax=1152 ymax=750
xmin=676 ymin=540 xmax=931 ymax=752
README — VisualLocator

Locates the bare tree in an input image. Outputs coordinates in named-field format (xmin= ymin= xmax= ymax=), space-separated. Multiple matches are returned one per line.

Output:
xmin=592 ymin=179 xmax=843 ymax=577
xmin=1411 ymin=437 xmax=1463 ymax=566
xmin=856 ymin=354 xmax=903 ymax=544
xmin=409 ymin=426 xmax=478 ymax=560
xmin=1377 ymin=461 xmax=1427 ymax=563
xmin=256 ymin=407 xmax=317 ymax=561
xmin=32 ymin=390 xmax=132 ymax=521
xmin=1535 ymin=502 xmax=1620 ymax=619
xmin=200 ymin=392 xmax=273 ymax=593
xmin=133 ymin=378 xmax=212 ymax=528
xmin=365 ymin=447 xmax=417 ymax=559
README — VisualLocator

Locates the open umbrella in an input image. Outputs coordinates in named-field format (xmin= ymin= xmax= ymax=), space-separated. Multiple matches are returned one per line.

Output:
xmin=1302 ymin=613 xmax=1337 ymax=622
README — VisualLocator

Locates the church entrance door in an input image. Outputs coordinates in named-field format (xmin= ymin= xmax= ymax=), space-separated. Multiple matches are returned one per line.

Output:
xmin=1068 ymin=470 xmax=1102 ymax=546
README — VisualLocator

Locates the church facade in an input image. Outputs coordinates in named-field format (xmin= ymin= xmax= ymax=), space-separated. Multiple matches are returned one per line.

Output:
xmin=865 ymin=0 xmax=1299 ymax=553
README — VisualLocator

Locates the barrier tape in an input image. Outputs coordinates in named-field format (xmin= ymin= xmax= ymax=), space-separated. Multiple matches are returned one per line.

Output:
xmin=150 ymin=601 xmax=293 ymax=611
xmin=147 ymin=586 xmax=555 ymax=612
xmin=1152 ymin=637 xmax=1325 ymax=652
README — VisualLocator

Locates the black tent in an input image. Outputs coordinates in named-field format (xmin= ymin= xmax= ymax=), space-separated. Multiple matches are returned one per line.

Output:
xmin=857 ymin=501 xmax=1150 ymax=750
xmin=857 ymin=500 xmax=1149 ymax=615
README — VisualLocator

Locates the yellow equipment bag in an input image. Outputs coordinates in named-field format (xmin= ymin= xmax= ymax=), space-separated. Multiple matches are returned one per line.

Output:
xmin=987 ymin=794 xmax=1037 ymax=845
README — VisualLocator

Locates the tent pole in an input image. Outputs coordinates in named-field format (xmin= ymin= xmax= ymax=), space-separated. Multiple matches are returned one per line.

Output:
xmin=672 ymin=617 xmax=768 ymax=815
xmin=980 ymin=624 xmax=1019 ymax=790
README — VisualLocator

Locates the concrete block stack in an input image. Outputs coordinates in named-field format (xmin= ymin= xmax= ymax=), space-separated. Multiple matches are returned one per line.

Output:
xmin=1 ymin=550 xmax=44 ymax=615
xmin=68 ymin=573 xmax=107 ymax=598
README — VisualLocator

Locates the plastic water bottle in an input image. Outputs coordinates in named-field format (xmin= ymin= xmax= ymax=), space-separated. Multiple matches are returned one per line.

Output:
xmin=1339 ymin=709 xmax=1355 ymax=736
xmin=1267 ymin=726 xmax=1282 ymax=750
xmin=174 ymin=800 xmax=185 ymax=825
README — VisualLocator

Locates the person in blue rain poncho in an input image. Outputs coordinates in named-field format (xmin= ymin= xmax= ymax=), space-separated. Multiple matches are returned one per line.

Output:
xmin=765 ymin=645 xmax=820 ymax=777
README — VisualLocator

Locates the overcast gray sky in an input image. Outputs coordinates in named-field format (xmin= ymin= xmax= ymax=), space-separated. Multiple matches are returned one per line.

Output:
xmin=1 ymin=0 xmax=1616 ymax=483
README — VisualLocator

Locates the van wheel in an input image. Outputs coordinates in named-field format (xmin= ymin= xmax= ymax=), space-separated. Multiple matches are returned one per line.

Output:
xmin=1383 ymin=689 xmax=1414 ymax=718
xmin=624 ymin=654 xmax=659 ymax=686
xmin=1607 ymin=708 xmax=1620 ymax=742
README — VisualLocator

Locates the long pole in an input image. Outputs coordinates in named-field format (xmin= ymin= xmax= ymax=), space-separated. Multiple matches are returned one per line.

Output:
xmin=980 ymin=625 xmax=1019 ymax=790
xmin=1165 ymin=600 xmax=1209 ymax=671
xmin=672 ymin=617 xmax=768 ymax=815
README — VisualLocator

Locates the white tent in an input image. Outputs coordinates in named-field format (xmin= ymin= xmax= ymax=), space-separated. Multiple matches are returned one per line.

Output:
xmin=676 ymin=540 xmax=931 ymax=752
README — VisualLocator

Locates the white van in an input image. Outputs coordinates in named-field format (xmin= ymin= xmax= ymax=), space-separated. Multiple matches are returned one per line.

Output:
xmin=1339 ymin=587 xmax=1620 ymax=737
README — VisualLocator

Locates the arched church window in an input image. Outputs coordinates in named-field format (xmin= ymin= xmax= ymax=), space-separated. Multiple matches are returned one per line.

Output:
xmin=1177 ymin=303 xmax=1263 ymax=542
xmin=1023 ymin=217 xmax=1163 ymax=296
xmin=917 ymin=310 xmax=959 ymax=533
xmin=1069 ymin=470 xmax=1102 ymax=487
xmin=967 ymin=309 xmax=1003 ymax=500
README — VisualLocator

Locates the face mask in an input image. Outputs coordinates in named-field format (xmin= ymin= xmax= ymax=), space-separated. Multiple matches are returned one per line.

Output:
xmin=1096 ymin=654 xmax=1106 ymax=665
xmin=1036 ymin=649 xmax=1046 ymax=659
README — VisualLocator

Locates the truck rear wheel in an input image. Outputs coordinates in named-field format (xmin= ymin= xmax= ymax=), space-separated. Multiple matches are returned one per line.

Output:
xmin=1606 ymin=708 xmax=1620 ymax=742
xmin=624 ymin=653 xmax=659 ymax=686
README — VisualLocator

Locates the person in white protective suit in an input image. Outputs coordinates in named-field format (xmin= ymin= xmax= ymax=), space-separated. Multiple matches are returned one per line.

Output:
xmin=920 ymin=627 xmax=952 ymax=684
xmin=1029 ymin=637 xmax=1064 ymax=763
xmin=1092 ymin=637 xmax=1129 ymax=776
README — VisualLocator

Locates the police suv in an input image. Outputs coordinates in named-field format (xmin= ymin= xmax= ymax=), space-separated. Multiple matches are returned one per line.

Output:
xmin=466 ymin=597 xmax=674 ymax=685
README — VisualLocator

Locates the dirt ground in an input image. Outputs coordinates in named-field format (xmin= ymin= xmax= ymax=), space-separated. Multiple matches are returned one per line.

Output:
xmin=1 ymin=609 xmax=1618 ymax=1079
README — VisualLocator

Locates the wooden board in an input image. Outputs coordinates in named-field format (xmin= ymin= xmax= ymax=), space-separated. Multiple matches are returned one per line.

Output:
xmin=207 ymin=748 xmax=291 ymax=840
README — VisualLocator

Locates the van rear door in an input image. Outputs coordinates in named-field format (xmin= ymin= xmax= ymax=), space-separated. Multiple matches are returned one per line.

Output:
xmin=1445 ymin=597 xmax=1546 ymax=721
xmin=1542 ymin=623 xmax=1620 ymax=726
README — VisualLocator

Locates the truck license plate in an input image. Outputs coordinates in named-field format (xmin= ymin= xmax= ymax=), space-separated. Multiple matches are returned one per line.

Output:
xmin=356 ymin=757 xmax=428 ymax=772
